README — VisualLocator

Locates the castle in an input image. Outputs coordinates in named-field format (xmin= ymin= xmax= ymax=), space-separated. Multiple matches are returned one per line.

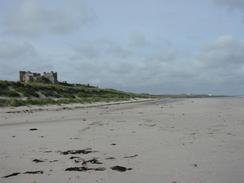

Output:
xmin=19 ymin=71 xmax=58 ymax=84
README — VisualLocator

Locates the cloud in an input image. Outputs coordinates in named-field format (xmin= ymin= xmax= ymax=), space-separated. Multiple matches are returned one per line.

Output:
xmin=128 ymin=33 xmax=152 ymax=48
xmin=0 ymin=41 xmax=36 ymax=59
xmin=65 ymin=34 xmax=244 ymax=94
xmin=0 ymin=39 xmax=54 ymax=80
xmin=65 ymin=36 xmax=193 ymax=92
xmin=2 ymin=0 xmax=94 ymax=37
xmin=0 ymin=33 xmax=244 ymax=95
xmin=194 ymin=35 xmax=244 ymax=89
xmin=197 ymin=35 xmax=244 ymax=67
xmin=213 ymin=0 xmax=244 ymax=19
xmin=213 ymin=0 xmax=244 ymax=10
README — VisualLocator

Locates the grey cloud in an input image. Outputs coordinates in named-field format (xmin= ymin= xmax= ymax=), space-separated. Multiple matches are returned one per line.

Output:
xmin=98 ymin=39 xmax=133 ymax=59
xmin=213 ymin=0 xmax=244 ymax=19
xmin=1 ymin=33 xmax=244 ymax=95
xmin=73 ymin=43 xmax=101 ymax=59
xmin=213 ymin=0 xmax=244 ymax=9
xmin=72 ymin=39 xmax=133 ymax=60
xmin=0 ymin=41 xmax=36 ymax=59
xmin=67 ymin=35 xmax=244 ymax=95
xmin=0 ymin=40 xmax=54 ymax=80
xmin=196 ymin=35 xmax=244 ymax=67
xmin=194 ymin=35 xmax=244 ymax=92
xmin=3 ymin=0 xmax=94 ymax=36
xmin=128 ymin=33 xmax=151 ymax=48
xmin=67 ymin=37 xmax=192 ymax=91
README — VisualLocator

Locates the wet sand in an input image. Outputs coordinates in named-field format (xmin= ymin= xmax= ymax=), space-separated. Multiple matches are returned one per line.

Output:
xmin=1 ymin=97 xmax=244 ymax=183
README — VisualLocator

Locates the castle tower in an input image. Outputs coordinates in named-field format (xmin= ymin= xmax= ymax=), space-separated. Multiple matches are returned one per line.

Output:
xmin=19 ymin=71 xmax=27 ymax=82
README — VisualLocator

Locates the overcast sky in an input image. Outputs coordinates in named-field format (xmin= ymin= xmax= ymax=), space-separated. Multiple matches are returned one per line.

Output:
xmin=0 ymin=0 xmax=244 ymax=95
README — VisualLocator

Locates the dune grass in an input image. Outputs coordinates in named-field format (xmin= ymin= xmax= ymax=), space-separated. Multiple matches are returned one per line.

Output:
xmin=0 ymin=80 xmax=149 ymax=107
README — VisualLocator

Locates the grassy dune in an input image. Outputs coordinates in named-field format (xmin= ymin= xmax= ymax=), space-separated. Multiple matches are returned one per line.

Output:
xmin=0 ymin=81 xmax=149 ymax=107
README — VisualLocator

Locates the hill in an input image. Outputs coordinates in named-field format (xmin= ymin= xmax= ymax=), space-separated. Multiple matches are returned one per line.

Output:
xmin=0 ymin=81 xmax=150 ymax=107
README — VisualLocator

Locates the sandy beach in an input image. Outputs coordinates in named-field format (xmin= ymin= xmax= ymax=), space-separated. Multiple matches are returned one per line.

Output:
xmin=1 ymin=97 xmax=244 ymax=183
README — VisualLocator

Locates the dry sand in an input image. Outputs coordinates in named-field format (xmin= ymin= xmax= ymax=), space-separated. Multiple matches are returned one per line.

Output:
xmin=0 ymin=97 xmax=244 ymax=183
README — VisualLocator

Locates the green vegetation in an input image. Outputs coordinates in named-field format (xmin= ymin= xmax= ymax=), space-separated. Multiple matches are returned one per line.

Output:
xmin=0 ymin=80 xmax=149 ymax=107
xmin=0 ymin=80 xmax=223 ymax=107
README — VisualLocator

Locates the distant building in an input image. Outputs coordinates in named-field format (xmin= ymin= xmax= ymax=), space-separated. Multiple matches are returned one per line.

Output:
xmin=43 ymin=72 xmax=58 ymax=84
xmin=19 ymin=71 xmax=58 ymax=84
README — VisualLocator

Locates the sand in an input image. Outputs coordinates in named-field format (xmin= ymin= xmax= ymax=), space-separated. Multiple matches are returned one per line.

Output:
xmin=0 ymin=97 xmax=244 ymax=183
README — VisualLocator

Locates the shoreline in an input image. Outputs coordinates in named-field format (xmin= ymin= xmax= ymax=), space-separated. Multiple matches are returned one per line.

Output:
xmin=0 ymin=98 xmax=158 ymax=114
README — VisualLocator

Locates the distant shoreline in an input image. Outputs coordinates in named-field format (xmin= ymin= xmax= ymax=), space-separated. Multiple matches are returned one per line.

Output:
xmin=0 ymin=98 xmax=157 ymax=114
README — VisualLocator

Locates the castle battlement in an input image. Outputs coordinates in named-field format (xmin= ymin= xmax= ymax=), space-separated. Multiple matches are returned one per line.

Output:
xmin=19 ymin=71 xmax=58 ymax=84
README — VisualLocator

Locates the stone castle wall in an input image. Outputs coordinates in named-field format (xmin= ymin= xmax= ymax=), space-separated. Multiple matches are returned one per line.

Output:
xmin=19 ymin=71 xmax=58 ymax=84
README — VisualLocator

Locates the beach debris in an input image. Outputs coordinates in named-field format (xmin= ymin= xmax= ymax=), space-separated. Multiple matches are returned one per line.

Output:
xmin=94 ymin=167 xmax=106 ymax=171
xmin=23 ymin=171 xmax=44 ymax=174
xmin=60 ymin=148 xmax=95 ymax=155
xmin=2 ymin=172 xmax=20 ymax=178
xmin=110 ymin=166 xmax=132 ymax=172
xmin=69 ymin=137 xmax=80 ymax=140
xmin=65 ymin=167 xmax=89 ymax=172
xmin=123 ymin=154 xmax=138 ymax=158
xmin=69 ymin=156 xmax=84 ymax=163
xmin=144 ymin=124 xmax=156 ymax=127
xmin=74 ymin=159 xmax=82 ymax=163
xmin=80 ymin=126 xmax=91 ymax=132
xmin=65 ymin=167 xmax=106 ymax=172
xmin=2 ymin=171 xmax=44 ymax=178
xmin=33 ymin=159 xmax=45 ymax=163
xmin=82 ymin=158 xmax=103 ymax=165
xmin=49 ymin=160 xmax=58 ymax=163
xmin=29 ymin=128 xmax=38 ymax=131
xmin=42 ymin=150 xmax=52 ymax=153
